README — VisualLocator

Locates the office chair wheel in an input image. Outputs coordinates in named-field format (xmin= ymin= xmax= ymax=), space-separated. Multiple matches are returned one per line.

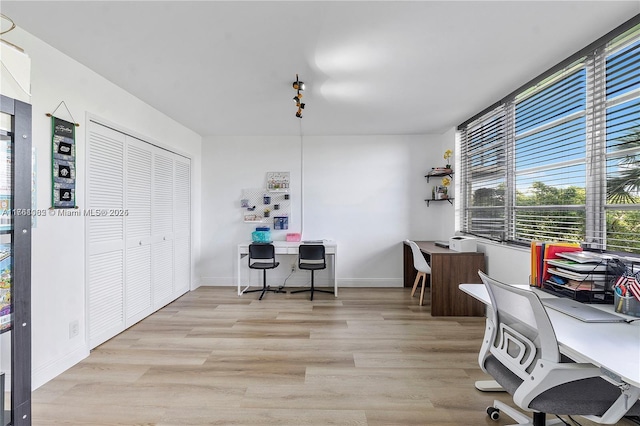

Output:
xmin=487 ymin=406 xmax=500 ymax=421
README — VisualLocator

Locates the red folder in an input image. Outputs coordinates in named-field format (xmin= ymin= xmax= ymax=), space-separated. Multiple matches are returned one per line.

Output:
xmin=542 ymin=243 xmax=582 ymax=283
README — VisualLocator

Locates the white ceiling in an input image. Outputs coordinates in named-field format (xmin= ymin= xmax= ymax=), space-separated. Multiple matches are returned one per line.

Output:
xmin=2 ymin=1 xmax=639 ymax=137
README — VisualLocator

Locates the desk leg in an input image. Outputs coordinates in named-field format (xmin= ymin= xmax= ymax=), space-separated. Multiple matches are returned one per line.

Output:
xmin=238 ymin=251 xmax=249 ymax=295
xmin=237 ymin=248 xmax=242 ymax=295
xmin=333 ymin=250 xmax=338 ymax=297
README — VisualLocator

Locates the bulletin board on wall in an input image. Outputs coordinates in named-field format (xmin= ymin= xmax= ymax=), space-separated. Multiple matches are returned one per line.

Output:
xmin=240 ymin=172 xmax=291 ymax=228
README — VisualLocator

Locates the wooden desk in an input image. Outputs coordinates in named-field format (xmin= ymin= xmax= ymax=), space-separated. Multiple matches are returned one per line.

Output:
xmin=403 ymin=241 xmax=485 ymax=316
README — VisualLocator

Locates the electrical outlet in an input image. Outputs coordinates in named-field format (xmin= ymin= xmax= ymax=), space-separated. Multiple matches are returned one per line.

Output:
xmin=69 ymin=320 xmax=79 ymax=339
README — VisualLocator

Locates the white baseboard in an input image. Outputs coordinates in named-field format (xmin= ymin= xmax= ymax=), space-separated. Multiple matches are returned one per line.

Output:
xmin=198 ymin=276 xmax=233 ymax=286
xmin=32 ymin=344 xmax=89 ymax=390
xmin=191 ymin=276 xmax=202 ymax=290
xmin=198 ymin=276 xmax=403 ymax=288
xmin=336 ymin=278 xmax=404 ymax=287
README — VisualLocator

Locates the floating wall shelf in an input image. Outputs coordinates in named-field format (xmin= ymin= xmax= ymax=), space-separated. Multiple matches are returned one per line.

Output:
xmin=425 ymin=198 xmax=454 ymax=206
xmin=425 ymin=171 xmax=454 ymax=182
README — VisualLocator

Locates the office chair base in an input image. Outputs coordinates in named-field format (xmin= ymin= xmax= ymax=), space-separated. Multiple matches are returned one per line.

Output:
xmin=488 ymin=401 xmax=563 ymax=426
xmin=290 ymin=287 xmax=333 ymax=301
xmin=475 ymin=379 xmax=504 ymax=392
xmin=243 ymin=285 xmax=285 ymax=300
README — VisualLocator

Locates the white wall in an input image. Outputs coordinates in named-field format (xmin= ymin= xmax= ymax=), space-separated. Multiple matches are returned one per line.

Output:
xmin=0 ymin=41 xmax=31 ymax=104
xmin=3 ymin=28 xmax=203 ymax=389
xmin=201 ymin=134 xmax=450 ymax=287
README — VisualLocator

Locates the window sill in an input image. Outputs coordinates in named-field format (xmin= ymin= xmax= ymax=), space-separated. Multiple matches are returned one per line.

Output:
xmin=460 ymin=235 xmax=530 ymax=254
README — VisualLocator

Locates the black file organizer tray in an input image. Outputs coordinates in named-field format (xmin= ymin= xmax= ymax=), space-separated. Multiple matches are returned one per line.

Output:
xmin=542 ymin=258 xmax=619 ymax=304
xmin=542 ymin=280 xmax=612 ymax=303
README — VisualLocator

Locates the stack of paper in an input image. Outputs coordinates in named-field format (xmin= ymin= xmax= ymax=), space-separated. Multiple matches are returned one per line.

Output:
xmin=530 ymin=241 xmax=581 ymax=287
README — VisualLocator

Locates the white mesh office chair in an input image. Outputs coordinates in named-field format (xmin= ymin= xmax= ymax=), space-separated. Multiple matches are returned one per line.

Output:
xmin=478 ymin=271 xmax=640 ymax=425
xmin=405 ymin=240 xmax=432 ymax=306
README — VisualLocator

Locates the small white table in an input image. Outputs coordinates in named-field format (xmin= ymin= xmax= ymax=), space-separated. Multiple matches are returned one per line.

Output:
xmin=237 ymin=241 xmax=338 ymax=296
xmin=460 ymin=283 xmax=640 ymax=390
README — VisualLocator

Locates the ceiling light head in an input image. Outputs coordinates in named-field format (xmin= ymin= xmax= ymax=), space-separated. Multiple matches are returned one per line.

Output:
xmin=293 ymin=74 xmax=306 ymax=119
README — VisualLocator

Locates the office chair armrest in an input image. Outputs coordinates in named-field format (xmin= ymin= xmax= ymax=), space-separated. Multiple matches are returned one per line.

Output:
xmin=514 ymin=360 xmax=602 ymax=409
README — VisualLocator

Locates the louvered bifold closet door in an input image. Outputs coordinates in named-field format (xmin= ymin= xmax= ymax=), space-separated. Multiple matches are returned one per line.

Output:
xmin=87 ymin=122 xmax=126 ymax=348
xmin=173 ymin=156 xmax=191 ymax=296
xmin=125 ymin=137 xmax=153 ymax=326
xmin=151 ymin=148 xmax=175 ymax=309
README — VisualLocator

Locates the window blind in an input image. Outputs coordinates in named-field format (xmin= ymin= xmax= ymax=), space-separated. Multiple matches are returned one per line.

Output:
xmin=460 ymin=107 xmax=507 ymax=240
xmin=513 ymin=62 xmax=587 ymax=245
xmin=459 ymin=17 xmax=640 ymax=254
xmin=605 ymin=31 xmax=640 ymax=253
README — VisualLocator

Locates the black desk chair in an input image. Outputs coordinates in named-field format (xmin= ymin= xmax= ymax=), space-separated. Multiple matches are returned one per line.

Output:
xmin=478 ymin=271 xmax=640 ymax=425
xmin=243 ymin=243 xmax=284 ymax=300
xmin=291 ymin=244 xmax=333 ymax=301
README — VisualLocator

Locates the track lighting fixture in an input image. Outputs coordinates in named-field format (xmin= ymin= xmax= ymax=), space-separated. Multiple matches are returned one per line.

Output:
xmin=293 ymin=74 xmax=306 ymax=119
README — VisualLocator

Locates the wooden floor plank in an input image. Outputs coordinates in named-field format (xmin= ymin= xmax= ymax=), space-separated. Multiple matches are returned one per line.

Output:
xmin=32 ymin=287 xmax=637 ymax=425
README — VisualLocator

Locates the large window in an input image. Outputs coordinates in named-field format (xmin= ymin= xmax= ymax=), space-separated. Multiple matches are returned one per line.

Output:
xmin=459 ymin=19 xmax=640 ymax=254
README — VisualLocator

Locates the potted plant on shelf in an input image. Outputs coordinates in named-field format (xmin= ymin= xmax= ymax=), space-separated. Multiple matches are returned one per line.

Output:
xmin=441 ymin=177 xmax=451 ymax=199
xmin=264 ymin=208 xmax=271 ymax=218
xmin=443 ymin=149 xmax=453 ymax=172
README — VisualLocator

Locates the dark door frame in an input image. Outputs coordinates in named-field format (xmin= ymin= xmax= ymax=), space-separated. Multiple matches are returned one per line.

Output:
xmin=1 ymin=94 xmax=32 ymax=426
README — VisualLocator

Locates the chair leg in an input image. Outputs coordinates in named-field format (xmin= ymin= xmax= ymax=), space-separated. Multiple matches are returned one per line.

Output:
xmin=411 ymin=272 xmax=423 ymax=297
xmin=291 ymin=270 xmax=333 ymax=300
xmin=310 ymin=270 xmax=333 ymax=299
xmin=419 ymin=274 xmax=428 ymax=306
xmin=489 ymin=400 xmax=559 ymax=425
xmin=259 ymin=269 xmax=269 ymax=300
xmin=532 ymin=412 xmax=546 ymax=426
xmin=491 ymin=400 xmax=533 ymax=425
xmin=244 ymin=269 xmax=284 ymax=299
xmin=243 ymin=269 xmax=268 ymax=295
xmin=310 ymin=271 xmax=314 ymax=301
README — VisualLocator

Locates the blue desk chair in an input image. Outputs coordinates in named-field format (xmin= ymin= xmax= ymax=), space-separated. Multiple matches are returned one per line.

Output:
xmin=243 ymin=243 xmax=284 ymax=300
xmin=291 ymin=244 xmax=333 ymax=301
xmin=478 ymin=271 xmax=640 ymax=425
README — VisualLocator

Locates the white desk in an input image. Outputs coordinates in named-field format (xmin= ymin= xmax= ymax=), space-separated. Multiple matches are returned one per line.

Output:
xmin=460 ymin=283 xmax=640 ymax=390
xmin=237 ymin=241 xmax=338 ymax=297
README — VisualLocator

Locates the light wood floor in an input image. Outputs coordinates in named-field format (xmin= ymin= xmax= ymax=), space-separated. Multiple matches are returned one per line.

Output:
xmin=33 ymin=287 xmax=637 ymax=425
